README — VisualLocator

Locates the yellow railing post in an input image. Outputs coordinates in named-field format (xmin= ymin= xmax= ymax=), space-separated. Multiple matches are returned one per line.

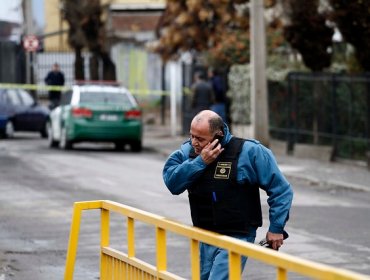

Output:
xmin=64 ymin=203 xmax=82 ymax=280
xmin=277 ymin=267 xmax=287 ymax=280
xmin=229 ymin=251 xmax=241 ymax=280
xmin=190 ymin=239 xmax=200 ymax=280
xmin=100 ymin=208 xmax=110 ymax=280
xmin=156 ymin=227 xmax=167 ymax=272
xmin=127 ymin=217 xmax=135 ymax=258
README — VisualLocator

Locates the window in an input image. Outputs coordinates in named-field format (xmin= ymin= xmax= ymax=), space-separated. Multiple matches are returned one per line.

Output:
xmin=80 ymin=91 xmax=132 ymax=106
xmin=7 ymin=89 xmax=22 ymax=105
xmin=0 ymin=91 xmax=8 ymax=104
xmin=61 ymin=90 xmax=73 ymax=105
xmin=17 ymin=89 xmax=35 ymax=106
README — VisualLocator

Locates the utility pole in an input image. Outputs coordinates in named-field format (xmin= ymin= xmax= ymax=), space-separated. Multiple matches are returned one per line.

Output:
xmin=250 ymin=0 xmax=270 ymax=146
xmin=169 ymin=62 xmax=177 ymax=136
xmin=23 ymin=0 xmax=35 ymax=86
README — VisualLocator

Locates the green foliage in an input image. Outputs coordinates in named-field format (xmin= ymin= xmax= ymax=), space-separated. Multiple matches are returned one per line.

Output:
xmin=227 ymin=55 xmax=300 ymax=125
xmin=227 ymin=64 xmax=251 ymax=125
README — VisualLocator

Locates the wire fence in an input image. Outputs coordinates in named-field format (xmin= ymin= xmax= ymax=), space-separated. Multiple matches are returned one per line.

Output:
xmin=269 ymin=72 xmax=370 ymax=161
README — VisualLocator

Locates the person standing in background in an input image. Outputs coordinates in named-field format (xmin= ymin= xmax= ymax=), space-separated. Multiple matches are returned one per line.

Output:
xmin=191 ymin=71 xmax=214 ymax=117
xmin=208 ymin=68 xmax=227 ymax=122
xmin=44 ymin=63 xmax=65 ymax=109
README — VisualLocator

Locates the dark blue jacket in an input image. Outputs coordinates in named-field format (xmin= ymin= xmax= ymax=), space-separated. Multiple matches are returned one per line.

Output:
xmin=45 ymin=71 xmax=65 ymax=86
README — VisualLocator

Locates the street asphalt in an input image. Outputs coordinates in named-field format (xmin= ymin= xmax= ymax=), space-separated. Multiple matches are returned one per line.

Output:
xmin=144 ymin=124 xmax=370 ymax=193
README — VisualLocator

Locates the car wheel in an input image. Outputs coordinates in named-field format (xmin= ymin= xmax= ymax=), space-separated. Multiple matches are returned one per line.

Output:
xmin=47 ymin=122 xmax=59 ymax=148
xmin=5 ymin=121 xmax=14 ymax=138
xmin=114 ymin=141 xmax=125 ymax=151
xmin=59 ymin=127 xmax=73 ymax=150
xmin=130 ymin=140 xmax=142 ymax=152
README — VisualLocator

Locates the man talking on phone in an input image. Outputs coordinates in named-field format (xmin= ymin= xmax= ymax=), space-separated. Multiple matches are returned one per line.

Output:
xmin=162 ymin=110 xmax=293 ymax=280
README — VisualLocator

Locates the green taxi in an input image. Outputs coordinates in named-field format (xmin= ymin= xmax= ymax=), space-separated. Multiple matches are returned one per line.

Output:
xmin=47 ymin=84 xmax=142 ymax=151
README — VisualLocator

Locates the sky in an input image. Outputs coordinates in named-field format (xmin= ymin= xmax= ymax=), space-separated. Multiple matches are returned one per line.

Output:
xmin=0 ymin=0 xmax=45 ymax=28
xmin=32 ymin=0 xmax=45 ymax=27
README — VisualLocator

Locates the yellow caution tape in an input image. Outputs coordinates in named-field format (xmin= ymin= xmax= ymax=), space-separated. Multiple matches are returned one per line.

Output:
xmin=0 ymin=83 xmax=68 ymax=91
xmin=129 ymin=89 xmax=169 ymax=96
xmin=183 ymin=87 xmax=192 ymax=95
xmin=0 ymin=83 xmax=173 ymax=96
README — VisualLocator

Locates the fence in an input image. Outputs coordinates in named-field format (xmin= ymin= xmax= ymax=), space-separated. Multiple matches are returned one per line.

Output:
xmin=0 ymin=41 xmax=26 ymax=84
xmin=64 ymin=200 xmax=369 ymax=280
xmin=269 ymin=72 xmax=370 ymax=161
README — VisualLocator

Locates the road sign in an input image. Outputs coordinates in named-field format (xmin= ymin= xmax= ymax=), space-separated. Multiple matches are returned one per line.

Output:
xmin=23 ymin=35 xmax=39 ymax=52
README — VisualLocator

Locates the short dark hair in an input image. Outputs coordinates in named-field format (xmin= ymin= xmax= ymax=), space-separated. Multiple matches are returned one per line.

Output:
xmin=208 ymin=115 xmax=224 ymax=134
xmin=195 ymin=71 xmax=206 ymax=80
xmin=211 ymin=68 xmax=220 ymax=76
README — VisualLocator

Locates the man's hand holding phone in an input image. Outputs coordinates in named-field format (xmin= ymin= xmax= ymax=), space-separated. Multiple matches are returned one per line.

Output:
xmin=200 ymin=134 xmax=224 ymax=165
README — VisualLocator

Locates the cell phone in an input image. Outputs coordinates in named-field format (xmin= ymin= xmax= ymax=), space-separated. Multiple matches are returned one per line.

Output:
xmin=212 ymin=134 xmax=224 ymax=146
xmin=213 ymin=134 xmax=223 ymax=142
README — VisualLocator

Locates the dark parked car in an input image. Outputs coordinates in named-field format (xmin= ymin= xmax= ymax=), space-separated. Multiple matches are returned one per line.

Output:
xmin=0 ymin=88 xmax=49 ymax=138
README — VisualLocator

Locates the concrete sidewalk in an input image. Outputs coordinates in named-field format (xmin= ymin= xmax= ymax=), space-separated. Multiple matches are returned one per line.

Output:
xmin=143 ymin=124 xmax=370 ymax=193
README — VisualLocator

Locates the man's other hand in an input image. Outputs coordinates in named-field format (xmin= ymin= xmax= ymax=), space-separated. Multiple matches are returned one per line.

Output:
xmin=266 ymin=232 xmax=284 ymax=250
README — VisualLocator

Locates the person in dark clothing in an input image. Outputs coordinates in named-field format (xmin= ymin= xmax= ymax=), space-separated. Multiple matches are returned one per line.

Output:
xmin=191 ymin=71 xmax=214 ymax=117
xmin=44 ymin=63 xmax=65 ymax=109
xmin=208 ymin=68 xmax=227 ymax=122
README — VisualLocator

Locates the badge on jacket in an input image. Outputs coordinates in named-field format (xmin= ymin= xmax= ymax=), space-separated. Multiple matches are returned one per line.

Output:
xmin=214 ymin=162 xmax=232 ymax=179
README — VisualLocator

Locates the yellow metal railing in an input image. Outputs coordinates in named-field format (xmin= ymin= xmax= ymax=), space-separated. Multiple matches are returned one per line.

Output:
xmin=64 ymin=200 xmax=370 ymax=280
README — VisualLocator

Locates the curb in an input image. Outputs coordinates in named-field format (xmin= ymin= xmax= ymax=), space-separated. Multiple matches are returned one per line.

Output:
xmin=285 ymin=173 xmax=370 ymax=193
xmin=325 ymin=179 xmax=370 ymax=192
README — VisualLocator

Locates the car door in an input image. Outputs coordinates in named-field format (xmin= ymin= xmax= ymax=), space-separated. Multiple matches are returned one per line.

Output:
xmin=6 ymin=89 xmax=26 ymax=130
xmin=0 ymin=91 xmax=10 ymax=131
xmin=17 ymin=89 xmax=44 ymax=131
xmin=0 ymin=90 xmax=9 ymax=115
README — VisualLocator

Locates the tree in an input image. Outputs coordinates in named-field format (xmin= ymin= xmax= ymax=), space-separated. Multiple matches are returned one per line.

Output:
xmin=61 ymin=1 xmax=85 ymax=80
xmin=61 ymin=0 xmax=116 ymax=81
xmin=329 ymin=0 xmax=370 ymax=72
xmin=153 ymin=1 xmax=287 ymax=68
xmin=152 ymin=0 xmax=286 ymax=145
xmin=152 ymin=0 xmax=249 ymax=65
xmin=283 ymin=0 xmax=333 ymax=72
xmin=283 ymin=0 xmax=334 ymax=145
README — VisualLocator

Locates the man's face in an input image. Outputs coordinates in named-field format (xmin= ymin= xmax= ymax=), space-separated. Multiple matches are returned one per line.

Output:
xmin=190 ymin=120 xmax=213 ymax=155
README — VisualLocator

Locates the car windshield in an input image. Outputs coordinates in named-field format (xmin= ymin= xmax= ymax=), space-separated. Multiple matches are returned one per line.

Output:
xmin=80 ymin=91 xmax=133 ymax=105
